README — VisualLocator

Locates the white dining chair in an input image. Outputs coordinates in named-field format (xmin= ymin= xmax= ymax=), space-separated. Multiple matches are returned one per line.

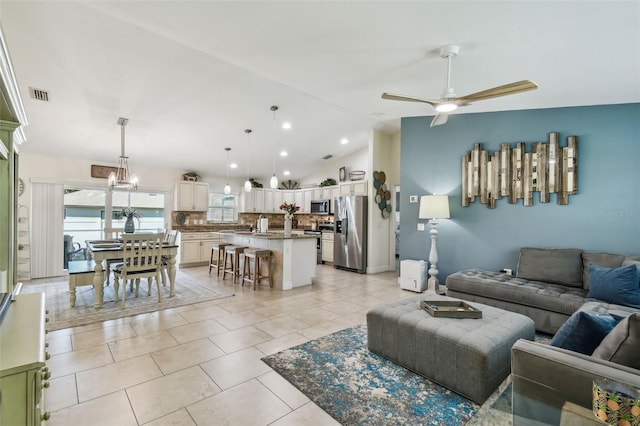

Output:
xmin=160 ymin=230 xmax=178 ymax=287
xmin=112 ymin=232 xmax=164 ymax=308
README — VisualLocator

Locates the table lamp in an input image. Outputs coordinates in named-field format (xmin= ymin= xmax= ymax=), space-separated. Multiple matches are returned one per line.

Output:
xmin=419 ymin=195 xmax=450 ymax=294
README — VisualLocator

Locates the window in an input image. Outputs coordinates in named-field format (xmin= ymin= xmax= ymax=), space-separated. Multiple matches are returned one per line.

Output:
xmin=112 ymin=190 xmax=165 ymax=232
xmin=64 ymin=187 xmax=165 ymax=242
xmin=207 ymin=192 xmax=237 ymax=222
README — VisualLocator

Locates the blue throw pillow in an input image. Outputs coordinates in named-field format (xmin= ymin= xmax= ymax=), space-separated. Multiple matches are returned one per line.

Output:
xmin=587 ymin=264 xmax=640 ymax=309
xmin=550 ymin=311 xmax=623 ymax=355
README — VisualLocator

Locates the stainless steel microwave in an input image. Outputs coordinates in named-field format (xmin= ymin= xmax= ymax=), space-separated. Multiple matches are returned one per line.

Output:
xmin=310 ymin=199 xmax=331 ymax=215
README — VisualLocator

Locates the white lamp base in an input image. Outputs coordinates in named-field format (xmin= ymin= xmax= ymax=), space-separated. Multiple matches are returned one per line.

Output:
xmin=427 ymin=220 xmax=447 ymax=295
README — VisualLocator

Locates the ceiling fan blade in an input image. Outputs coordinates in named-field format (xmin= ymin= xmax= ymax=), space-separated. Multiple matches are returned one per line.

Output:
xmin=457 ymin=80 xmax=538 ymax=104
xmin=430 ymin=113 xmax=448 ymax=127
xmin=382 ymin=92 xmax=438 ymax=106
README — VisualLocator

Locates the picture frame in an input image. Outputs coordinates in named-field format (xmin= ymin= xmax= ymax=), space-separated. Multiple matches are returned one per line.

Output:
xmin=339 ymin=166 xmax=347 ymax=182
xmin=91 ymin=164 xmax=118 ymax=179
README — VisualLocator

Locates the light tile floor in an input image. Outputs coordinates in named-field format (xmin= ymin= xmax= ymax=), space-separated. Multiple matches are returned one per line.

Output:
xmin=42 ymin=264 xmax=411 ymax=426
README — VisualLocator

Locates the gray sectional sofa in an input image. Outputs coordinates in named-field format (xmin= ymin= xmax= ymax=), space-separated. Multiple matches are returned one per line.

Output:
xmin=445 ymin=247 xmax=639 ymax=334
xmin=445 ymin=247 xmax=640 ymax=424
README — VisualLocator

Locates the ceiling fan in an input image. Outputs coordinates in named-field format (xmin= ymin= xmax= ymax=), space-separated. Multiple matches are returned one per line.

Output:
xmin=382 ymin=45 xmax=538 ymax=127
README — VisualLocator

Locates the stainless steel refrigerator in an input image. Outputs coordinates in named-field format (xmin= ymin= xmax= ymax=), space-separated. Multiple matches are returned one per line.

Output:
xmin=334 ymin=195 xmax=367 ymax=273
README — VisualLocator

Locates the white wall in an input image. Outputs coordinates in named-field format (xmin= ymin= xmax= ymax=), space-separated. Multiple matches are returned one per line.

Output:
xmin=366 ymin=130 xmax=400 ymax=273
xmin=299 ymin=148 xmax=368 ymax=186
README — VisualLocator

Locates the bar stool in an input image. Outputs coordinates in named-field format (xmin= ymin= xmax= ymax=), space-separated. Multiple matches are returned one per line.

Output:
xmin=241 ymin=248 xmax=273 ymax=290
xmin=209 ymin=242 xmax=232 ymax=277
xmin=222 ymin=245 xmax=248 ymax=283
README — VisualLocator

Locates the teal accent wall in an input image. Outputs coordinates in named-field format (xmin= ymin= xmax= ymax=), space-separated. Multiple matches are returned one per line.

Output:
xmin=400 ymin=103 xmax=640 ymax=280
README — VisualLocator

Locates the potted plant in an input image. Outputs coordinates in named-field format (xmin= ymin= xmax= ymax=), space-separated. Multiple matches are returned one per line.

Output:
xmin=279 ymin=202 xmax=300 ymax=237
xmin=320 ymin=178 xmax=337 ymax=187
xmin=122 ymin=207 xmax=141 ymax=233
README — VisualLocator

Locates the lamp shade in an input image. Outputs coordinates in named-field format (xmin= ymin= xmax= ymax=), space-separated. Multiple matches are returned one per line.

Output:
xmin=419 ymin=195 xmax=450 ymax=220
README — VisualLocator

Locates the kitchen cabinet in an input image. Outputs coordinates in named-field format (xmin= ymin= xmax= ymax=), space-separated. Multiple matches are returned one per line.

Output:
xmin=241 ymin=188 xmax=265 ymax=213
xmin=175 ymin=181 xmax=209 ymax=211
xmin=0 ymin=293 xmax=50 ymax=426
xmin=264 ymin=189 xmax=275 ymax=212
xmin=321 ymin=231 xmax=334 ymax=263
xmin=273 ymin=190 xmax=284 ymax=211
xmin=294 ymin=190 xmax=304 ymax=212
xmin=179 ymin=232 xmax=221 ymax=267
xmin=339 ymin=180 xmax=368 ymax=196
xmin=303 ymin=189 xmax=313 ymax=213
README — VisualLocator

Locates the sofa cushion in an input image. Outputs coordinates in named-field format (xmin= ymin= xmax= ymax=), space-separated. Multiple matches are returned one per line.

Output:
xmin=592 ymin=313 xmax=640 ymax=369
xmin=587 ymin=264 xmax=640 ymax=309
xmin=446 ymin=269 xmax=587 ymax=316
xmin=549 ymin=311 xmax=623 ymax=355
xmin=517 ymin=248 xmax=583 ymax=287
xmin=582 ymin=252 xmax=626 ymax=289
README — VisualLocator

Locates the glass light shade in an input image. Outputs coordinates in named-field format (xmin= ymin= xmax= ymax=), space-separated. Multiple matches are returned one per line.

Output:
xmin=435 ymin=102 xmax=457 ymax=113
xmin=419 ymin=195 xmax=451 ymax=220
xmin=270 ymin=174 xmax=278 ymax=189
xmin=224 ymin=183 xmax=231 ymax=195
xmin=244 ymin=180 xmax=252 ymax=192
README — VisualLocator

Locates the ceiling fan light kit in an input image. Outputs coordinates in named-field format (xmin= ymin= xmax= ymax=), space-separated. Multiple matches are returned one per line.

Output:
xmin=381 ymin=44 xmax=538 ymax=127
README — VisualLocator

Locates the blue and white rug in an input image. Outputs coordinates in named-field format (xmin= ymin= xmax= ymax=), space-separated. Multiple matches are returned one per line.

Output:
xmin=262 ymin=325 xmax=480 ymax=425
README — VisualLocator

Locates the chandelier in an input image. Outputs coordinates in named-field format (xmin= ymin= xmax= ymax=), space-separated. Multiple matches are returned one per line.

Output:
xmin=108 ymin=117 xmax=138 ymax=191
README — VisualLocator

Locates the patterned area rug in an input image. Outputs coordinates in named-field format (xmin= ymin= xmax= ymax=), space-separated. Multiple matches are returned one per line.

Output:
xmin=22 ymin=273 xmax=234 ymax=331
xmin=263 ymin=326 xmax=553 ymax=426
xmin=262 ymin=325 xmax=480 ymax=425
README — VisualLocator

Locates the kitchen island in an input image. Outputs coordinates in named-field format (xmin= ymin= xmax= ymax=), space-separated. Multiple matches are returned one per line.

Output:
xmin=219 ymin=231 xmax=317 ymax=290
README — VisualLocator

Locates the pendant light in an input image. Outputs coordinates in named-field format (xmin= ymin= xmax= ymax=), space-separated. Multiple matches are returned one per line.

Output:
xmin=224 ymin=147 xmax=231 ymax=195
xmin=270 ymin=105 xmax=279 ymax=189
xmin=108 ymin=117 xmax=138 ymax=191
xmin=244 ymin=129 xmax=252 ymax=192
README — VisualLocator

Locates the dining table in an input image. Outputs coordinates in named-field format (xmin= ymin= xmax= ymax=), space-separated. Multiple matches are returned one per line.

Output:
xmin=86 ymin=239 xmax=179 ymax=309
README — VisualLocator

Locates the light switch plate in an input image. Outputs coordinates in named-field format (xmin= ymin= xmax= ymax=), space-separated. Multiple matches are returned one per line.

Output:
xmin=417 ymin=223 xmax=425 ymax=231
xmin=409 ymin=195 xmax=418 ymax=203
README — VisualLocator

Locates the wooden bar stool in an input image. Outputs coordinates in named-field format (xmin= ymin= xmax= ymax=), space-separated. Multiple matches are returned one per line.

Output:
xmin=209 ymin=242 xmax=232 ymax=277
xmin=241 ymin=248 xmax=273 ymax=290
xmin=222 ymin=245 xmax=247 ymax=283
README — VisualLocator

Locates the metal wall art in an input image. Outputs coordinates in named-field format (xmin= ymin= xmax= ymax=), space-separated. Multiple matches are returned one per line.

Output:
xmin=373 ymin=170 xmax=393 ymax=218
xmin=462 ymin=132 xmax=578 ymax=208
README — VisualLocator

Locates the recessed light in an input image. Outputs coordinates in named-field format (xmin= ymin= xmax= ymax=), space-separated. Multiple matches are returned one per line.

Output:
xmin=282 ymin=122 xmax=291 ymax=130
xmin=280 ymin=150 xmax=288 ymax=157
xmin=340 ymin=137 xmax=349 ymax=145
xmin=230 ymin=163 xmax=238 ymax=169
xmin=284 ymin=170 xmax=290 ymax=176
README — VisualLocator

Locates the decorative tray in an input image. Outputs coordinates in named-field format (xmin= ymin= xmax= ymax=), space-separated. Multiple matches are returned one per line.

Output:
xmin=420 ymin=300 xmax=482 ymax=319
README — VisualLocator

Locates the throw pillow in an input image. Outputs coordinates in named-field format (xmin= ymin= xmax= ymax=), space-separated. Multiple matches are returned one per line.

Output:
xmin=517 ymin=248 xmax=583 ymax=287
xmin=549 ymin=311 xmax=623 ymax=355
xmin=586 ymin=264 xmax=640 ymax=309
xmin=592 ymin=313 xmax=640 ymax=370
xmin=581 ymin=252 xmax=625 ymax=289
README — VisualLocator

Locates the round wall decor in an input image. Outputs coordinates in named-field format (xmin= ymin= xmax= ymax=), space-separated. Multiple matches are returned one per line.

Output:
xmin=373 ymin=170 xmax=391 ymax=218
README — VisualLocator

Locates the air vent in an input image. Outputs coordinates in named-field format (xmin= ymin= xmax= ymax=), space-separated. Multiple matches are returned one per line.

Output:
xmin=322 ymin=154 xmax=333 ymax=160
xmin=29 ymin=87 xmax=50 ymax=102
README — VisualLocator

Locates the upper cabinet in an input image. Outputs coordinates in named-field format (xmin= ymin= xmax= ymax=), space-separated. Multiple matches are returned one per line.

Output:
xmin=339 ymin=180 xmax=368 ymax=196
xmin=175 ymin=181 xmax=209 ymax=211
xmin=237 ymin=181 xmax=367 ymax=214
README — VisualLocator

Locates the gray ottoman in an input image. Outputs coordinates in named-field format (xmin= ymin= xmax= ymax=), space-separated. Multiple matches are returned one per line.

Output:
xmin=367 ymin=294 xmax=535 ymax=404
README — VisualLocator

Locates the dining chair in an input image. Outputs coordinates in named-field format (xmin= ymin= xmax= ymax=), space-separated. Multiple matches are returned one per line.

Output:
xmin=160 ymin=230 xmax=178 ymax=287
xmin=112 ymin=232 xmax=164 ymax=308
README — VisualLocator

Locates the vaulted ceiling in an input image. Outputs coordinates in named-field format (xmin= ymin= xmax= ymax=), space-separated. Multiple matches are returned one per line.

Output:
xmin=1 ymin=1 xmax=638 ymax=183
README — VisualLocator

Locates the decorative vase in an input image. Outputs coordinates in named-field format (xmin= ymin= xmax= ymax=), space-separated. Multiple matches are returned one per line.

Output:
xmin=284 ymin=218 xmax=292 ymax=237
xmin=124 ymin=216 xmax=135 ymax=233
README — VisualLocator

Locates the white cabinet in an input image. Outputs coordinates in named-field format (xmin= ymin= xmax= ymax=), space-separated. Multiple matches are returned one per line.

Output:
xmin=282 ymin=190 xmax=294 ymax=205
xmin=241 ymin=188 xmax=265 ymax=213
xmin=294 ymin=190 xmax=304 ymax=212
xmin=273 ymin=190 xmax=284 ymax=211
xmin=322 ymin=231 xmax=334 ymax=263
xmin=264 ymin=189 xmax=275 ymax=212
xmin=339 ymin=180 xmax=368 ymax=196
xmin=175 ymin=181 xmax=209 ymax=211
xmin=303 ymin=189 xmax=313 ymax=213
xmin=179 ymin=232 xmax=221 ymax=267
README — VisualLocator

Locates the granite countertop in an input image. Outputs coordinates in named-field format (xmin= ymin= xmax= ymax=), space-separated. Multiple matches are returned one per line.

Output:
xmin=174 ymin=224 xmax=314 ymax=233
xmin=218 ymin=230 xmax=317 ymax=240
